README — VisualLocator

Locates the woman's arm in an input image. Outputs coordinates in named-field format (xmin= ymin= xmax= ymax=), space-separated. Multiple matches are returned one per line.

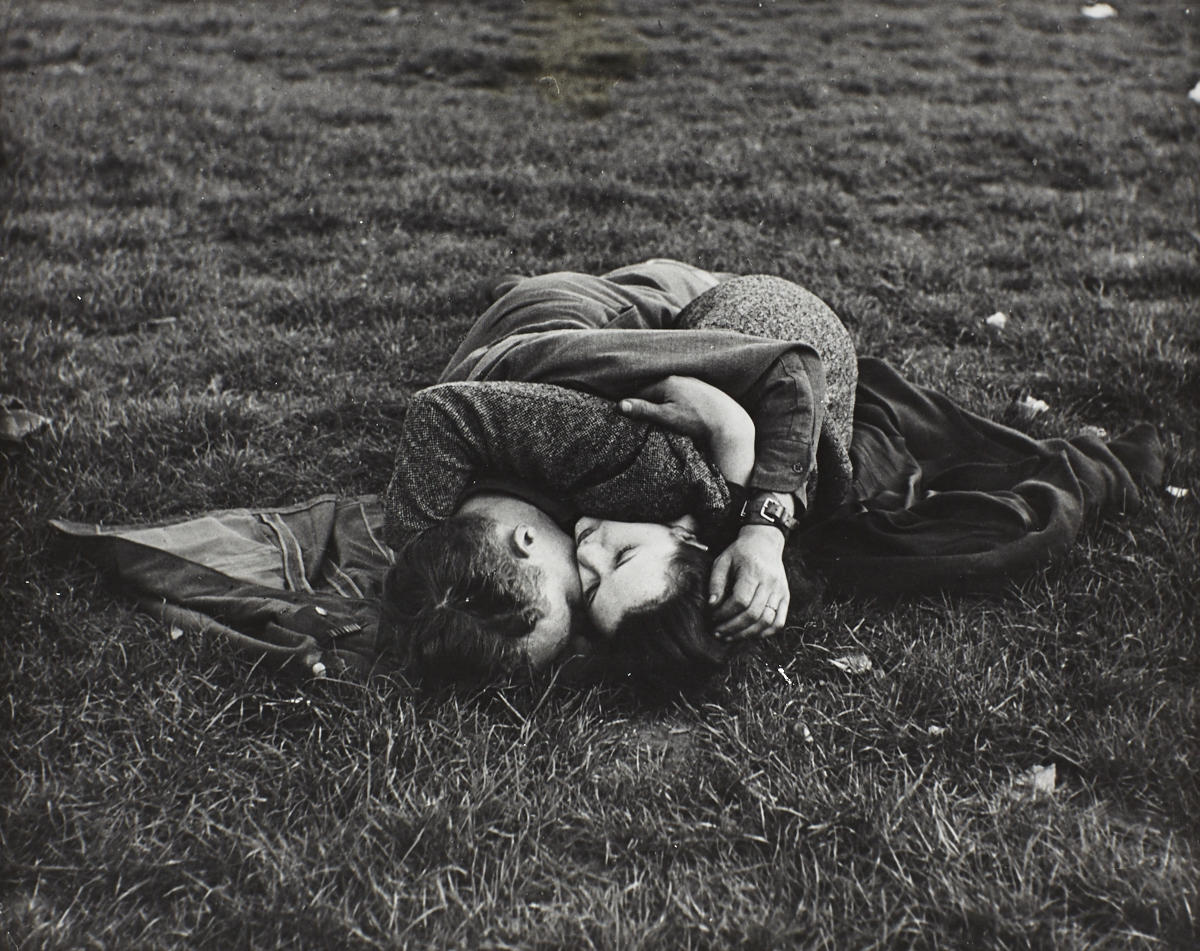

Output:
xmin=382 ymin=381 xmax=730 ymax=547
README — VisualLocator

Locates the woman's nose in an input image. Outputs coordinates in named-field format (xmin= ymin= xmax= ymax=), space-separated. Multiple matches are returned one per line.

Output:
xmin=575 ymin=545 xmax=598 ymax=584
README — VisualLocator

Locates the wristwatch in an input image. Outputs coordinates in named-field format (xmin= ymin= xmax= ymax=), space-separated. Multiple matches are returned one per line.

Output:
xmin=739 ymin=495 xmax=798 ymax=536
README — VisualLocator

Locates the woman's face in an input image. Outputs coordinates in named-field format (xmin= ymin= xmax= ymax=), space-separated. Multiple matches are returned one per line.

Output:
xmin=573 ymin=515 xmax=704 ymax=636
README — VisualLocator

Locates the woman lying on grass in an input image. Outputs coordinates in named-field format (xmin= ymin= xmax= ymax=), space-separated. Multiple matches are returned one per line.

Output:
xmin=380 ymin=263 xmax=1164 ymax=692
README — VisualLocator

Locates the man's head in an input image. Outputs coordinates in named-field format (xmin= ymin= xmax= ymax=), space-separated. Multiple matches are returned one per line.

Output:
xmin=378 ymin=494 xmax=590 ymax=684
xmin=379 ymin=503 xmax=733 ymax=692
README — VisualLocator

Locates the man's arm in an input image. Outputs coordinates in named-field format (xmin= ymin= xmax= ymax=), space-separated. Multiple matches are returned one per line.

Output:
xmin=382 ymin=382 xmax=730 ymax=548
xmin=473 ymin=327 xmax=826 ymax=510
xmin=615 ymin=375 xmax=798 ymax=640
xmin=616 ymin=375 xmax=756 ymax=487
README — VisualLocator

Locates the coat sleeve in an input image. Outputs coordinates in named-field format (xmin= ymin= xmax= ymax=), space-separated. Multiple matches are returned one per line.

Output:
xmin=475 ymin=328 xmax=825 ymax=502
xmin=382 ymin=382 xmax=730 ymax=548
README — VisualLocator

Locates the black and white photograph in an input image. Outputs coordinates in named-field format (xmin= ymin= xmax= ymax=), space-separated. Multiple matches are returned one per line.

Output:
xmin=3 ymin=1 xmax=1197 ymax=946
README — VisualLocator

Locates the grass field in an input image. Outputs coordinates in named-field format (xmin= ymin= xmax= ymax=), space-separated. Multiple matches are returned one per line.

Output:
xmin=3 ymin=0 xmax=1199 ymax=947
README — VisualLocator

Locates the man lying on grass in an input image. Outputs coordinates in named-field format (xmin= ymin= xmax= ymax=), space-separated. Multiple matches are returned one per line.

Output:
xmin=379 ymin=260 xmax=1164 ymax=691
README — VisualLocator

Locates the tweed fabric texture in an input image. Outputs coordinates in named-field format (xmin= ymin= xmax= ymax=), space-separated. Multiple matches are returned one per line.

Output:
xmin=383 ymin=381 xmax=730 ymax=548
xmin=676 ymin=275 xmax=857 ymax=510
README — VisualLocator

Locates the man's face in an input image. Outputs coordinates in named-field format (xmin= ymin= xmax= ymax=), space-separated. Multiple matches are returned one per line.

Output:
xmin=515 ymin=510 xmax=591 ymax=670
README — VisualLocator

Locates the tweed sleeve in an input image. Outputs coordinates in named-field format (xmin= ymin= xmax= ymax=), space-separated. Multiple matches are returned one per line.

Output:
xmin=382 ymin=382 xmax=729 ymax=548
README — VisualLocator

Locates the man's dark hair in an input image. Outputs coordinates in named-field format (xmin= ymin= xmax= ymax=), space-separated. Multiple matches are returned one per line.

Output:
xmin=599 ymin=541 xmax=732 ymax=693
xmin=378 ymin=514 xmax=543 ymax=685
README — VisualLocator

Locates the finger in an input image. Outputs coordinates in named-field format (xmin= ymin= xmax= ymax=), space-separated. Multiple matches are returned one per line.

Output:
xmin=620 ymin=399 xmax=686 ymax=435
xmin=708 ymin=554 xmax=732 ymax=607
xmin=752 ymin=586 xmax=788 ymax=634
xmin=712 ymin=575 xmax=758 ymax=625
xmin=726 ymin=588 xmax=789 ymax=641
xmin=756 ymin=602 xmax=784 ymax=639
xmin=634 ymin=378 xmax=672 ymax=400
xmin=771 ymin=594 xmax=790 ymax=631
xmin=736 ymin=598 xmax=784 ymax=641
xmin=722 ymin=609 xmax=772 ymax=642
xmin=617 ymin=397 xmax=662 ymax=420
xmin=715 ymin=580 xmax=769 ymax=634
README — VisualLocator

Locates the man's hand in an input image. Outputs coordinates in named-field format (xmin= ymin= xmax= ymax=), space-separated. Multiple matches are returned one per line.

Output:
xmin=619 ymin=376 xmax=754 ymax=485
xmin=708 ymin=525 xmax=790 ymax=640
xmin=618 ymin=375 xmax=744 ymax=440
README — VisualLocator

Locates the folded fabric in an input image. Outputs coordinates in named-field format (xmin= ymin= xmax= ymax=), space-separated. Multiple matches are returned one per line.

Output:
xmin=51 ymin=495 xmax=393 ymax=677
xmin=797 ymin=358 xmax=1164 ymax=595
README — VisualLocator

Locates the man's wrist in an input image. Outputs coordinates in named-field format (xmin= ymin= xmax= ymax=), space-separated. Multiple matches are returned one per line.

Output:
xmin=736 ymin=522 xmax=788 ymax=552
xmin=739 ymin=490 xmax=798 ymax=537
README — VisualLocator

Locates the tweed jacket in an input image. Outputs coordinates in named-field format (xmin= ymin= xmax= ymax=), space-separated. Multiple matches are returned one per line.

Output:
xmin=383 ymin=381 xmax=730 ymax=549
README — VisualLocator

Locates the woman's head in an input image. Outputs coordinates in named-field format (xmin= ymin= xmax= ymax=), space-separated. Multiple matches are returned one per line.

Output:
xmin=573 ymin=515 xmax=706 ymax=635
xmin=574 ymin=516 xmax=731 ymax=690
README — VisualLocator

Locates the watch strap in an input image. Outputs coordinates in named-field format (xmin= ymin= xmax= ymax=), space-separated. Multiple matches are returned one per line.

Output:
xmin=738 ymin=495 xmax=798 ymax=535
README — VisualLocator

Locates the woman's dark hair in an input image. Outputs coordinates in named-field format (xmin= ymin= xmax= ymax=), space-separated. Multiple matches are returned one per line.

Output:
xmin=377 ymin=514 xmax=544 ymax=685
xmin=599 ymin=541 xmax=732 ymax=693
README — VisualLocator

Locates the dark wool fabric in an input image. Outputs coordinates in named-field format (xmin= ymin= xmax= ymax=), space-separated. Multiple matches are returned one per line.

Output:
xmin=797 ymin=358 xmax=1164 ymax=595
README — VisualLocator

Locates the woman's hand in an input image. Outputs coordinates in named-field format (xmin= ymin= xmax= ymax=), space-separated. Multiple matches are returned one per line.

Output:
xmin=619 ymin=376 xmax=755 ymax=485
xmin=709 ymin=525 xmax=790 ymax=640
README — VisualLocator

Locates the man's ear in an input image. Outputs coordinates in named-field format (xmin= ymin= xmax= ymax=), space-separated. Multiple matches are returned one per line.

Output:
xmin=509 ymin=524 xmax=536 ymax=558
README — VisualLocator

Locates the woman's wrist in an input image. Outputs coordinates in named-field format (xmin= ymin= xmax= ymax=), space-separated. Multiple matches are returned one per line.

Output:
xmin=738 ymin=489 xmax=797 ymax=540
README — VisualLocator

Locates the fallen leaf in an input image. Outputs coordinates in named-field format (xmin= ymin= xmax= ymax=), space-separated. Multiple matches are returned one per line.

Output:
xmin=1078 ymin=424 xmax=1109 ymax=439
xmin=1012 ymin=394 xmax=1050 ymax=421
xmin=1012 ymin=763 xmax=1057 ymax=797
xmin=985 ymin=311 xmax=1008 ymax=330
xmin=927 ymin=725 xmax=948 ymax=737
xmin=1081 ymin=3 xmax=1117 ymax=18
xmin=1190 ymin=81 xmax=1200 ymax=104
xmin=168 ymin=626 xmax=184 ymax=641
xmin=1 ymin=397 xmax=51 ymax=443
xmin=830 ymin=652 xmax=873 ymax=675
xmin=1165 ymin=485 xmax=1190 ymax=499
